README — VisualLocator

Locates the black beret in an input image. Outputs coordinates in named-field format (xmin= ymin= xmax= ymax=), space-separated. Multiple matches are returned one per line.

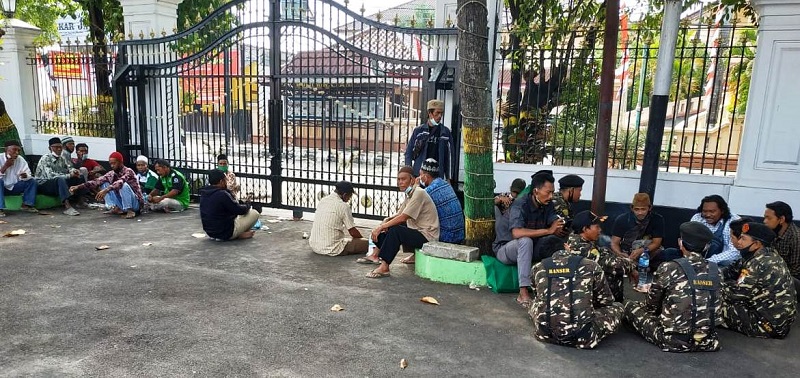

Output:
xmin=571 ymin=210 xmax=606 ymax=233
xmin=558 ymin=174 xmax=584 ymax=188
xmin=679 ymin=222 xmax=714 ymax=251
xmin=742 ymin=222 xmax=776 ymax=245
xmin=531 ymin=170 xmax=554 ymax=180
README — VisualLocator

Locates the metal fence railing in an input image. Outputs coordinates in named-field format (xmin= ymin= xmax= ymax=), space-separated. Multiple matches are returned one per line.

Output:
xmin=493 ymin=21 xmax=756 ymax=176
xmin=29 ymin=41 xmax=118 ymax=138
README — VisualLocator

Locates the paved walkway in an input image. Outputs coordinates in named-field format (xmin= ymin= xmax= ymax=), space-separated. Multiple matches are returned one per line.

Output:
xmin=1 ymin=207 xmax=798 ymax=376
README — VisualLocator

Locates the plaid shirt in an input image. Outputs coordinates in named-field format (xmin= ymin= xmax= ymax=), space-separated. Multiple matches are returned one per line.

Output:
xmin=773 ymin=223 xmax=800 ymax=277
xmin=83 ymin=166 xmax=145 ymax=206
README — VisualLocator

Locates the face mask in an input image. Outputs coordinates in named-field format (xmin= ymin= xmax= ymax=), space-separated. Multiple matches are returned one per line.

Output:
xmin=218 ymin=166 xmax=228 ymax=172
xmin=52 ymin=151 xmax=60 ymax=158
xmin=738 ymin=243 xmax=756 ymax=260
xmin=429 ymin=117 xmax=439 ymax=126
xmin=404 ymin=186 xmax=414 ymax=196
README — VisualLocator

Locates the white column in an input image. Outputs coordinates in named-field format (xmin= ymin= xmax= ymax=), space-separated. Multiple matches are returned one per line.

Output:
xmin=121 ymin=0 xmax=181 ymax=38
xmin=119 ymin=0 xmax=182 ymax=161
xmin=729 ymin=0 xmax=800 ymax=215
xmin=0 ymin=20 xmax=41 ymax=152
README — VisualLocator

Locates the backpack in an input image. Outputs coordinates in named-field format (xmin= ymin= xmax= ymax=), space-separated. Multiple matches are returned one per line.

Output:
xmin=673 ymin=258 xmax=720 ymax=349
xmin=540 ymin=255 xmax=592 ymax=344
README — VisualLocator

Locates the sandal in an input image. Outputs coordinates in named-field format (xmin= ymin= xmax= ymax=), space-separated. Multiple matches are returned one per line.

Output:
xmin=356 ymin=257 xmax=380 ymax=265
xmin=400 ymin=256 xmax=415 ymax=264
xmin=366 ymin=270 xmax=390 ymax=279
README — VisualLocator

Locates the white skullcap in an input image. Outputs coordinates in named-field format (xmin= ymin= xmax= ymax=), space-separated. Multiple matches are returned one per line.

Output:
xmin=136 ymin=155 xmax=149 ymax=164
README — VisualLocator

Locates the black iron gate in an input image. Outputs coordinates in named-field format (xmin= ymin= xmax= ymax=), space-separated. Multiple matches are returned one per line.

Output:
xmin=113 ymin=0 xmax=460 ymax=218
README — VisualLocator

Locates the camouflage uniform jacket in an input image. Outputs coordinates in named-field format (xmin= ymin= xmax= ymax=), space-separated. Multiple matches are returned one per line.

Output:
xmin=552 ymin=191 xmax=572 ymax=222
xmin=530 ymin=250 xmax=615 ymax=342
xmin=567 ymin=233 xmax=635 ymax=277
xmin=722 ymin=247 xmax=797 ymax=336
xmin=646 ymin=252 xmax=722 ymax=348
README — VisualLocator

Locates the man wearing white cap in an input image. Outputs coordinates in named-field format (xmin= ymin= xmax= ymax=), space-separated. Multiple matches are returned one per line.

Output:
xmin=134 ymin=155 xmax=158 ymax=202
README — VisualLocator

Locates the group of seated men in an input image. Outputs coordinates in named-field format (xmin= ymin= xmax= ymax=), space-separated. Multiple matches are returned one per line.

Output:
xmin=0 ymin=137 xmax=192 ymax=218
xmin=307 ymin=158 xmax=465 ymax=279
xmin=305 ymin=165 xmax=798 ymax=352
xmin=495 ymin=169 xmax=798 ymax=351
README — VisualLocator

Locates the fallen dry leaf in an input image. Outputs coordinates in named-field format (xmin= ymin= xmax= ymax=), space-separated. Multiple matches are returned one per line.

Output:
xmin=0 ymin=220 xmax=7 ymax=224
xmin=37 ymin=211 xmax=53 ymax=216
xmin=191 ymin=233 xmax=206 ymax=238
xmin=420 ymin=296 xmax=440 ymax=305
xmin=400 ymin=359 xmax=408 ymax=369
xmin=142 ymin=242 xmax=153 ymax=246
xmin=3 ymin=229 xmax=26 ymax=237
xmin=95 ymin=245 xmax=110 ymax=250
xmin=330 ymin=304 xmax=344 ymax=312
xmin=266 ymin=219 xmax=281 ymax=223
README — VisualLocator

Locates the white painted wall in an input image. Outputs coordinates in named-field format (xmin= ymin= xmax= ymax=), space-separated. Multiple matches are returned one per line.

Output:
xmin=491 ymin=162 xmax=800 ymax=218
xmin=27 ymin=134 xmax=118 ymax=161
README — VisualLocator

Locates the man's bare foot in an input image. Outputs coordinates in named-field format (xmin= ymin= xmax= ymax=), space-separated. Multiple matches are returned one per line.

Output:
xmin=237 ymin=230 xmax=255 ymax=239
xmin=516 ymin=288 xmax=533 ymax=309
xmin=123 ymin=210 xmax=136 ymax=219
xmin=400 ymin=255 xmax=416 ymax=264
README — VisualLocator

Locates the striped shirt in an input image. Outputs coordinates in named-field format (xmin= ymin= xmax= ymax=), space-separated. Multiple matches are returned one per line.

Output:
xmin=309 ymin=193 xmax=357 ymax=256
xmin=690 ymin=212 xmax=741 ymax=264
xmin=425 ymin=177 xmax=465 ymax=243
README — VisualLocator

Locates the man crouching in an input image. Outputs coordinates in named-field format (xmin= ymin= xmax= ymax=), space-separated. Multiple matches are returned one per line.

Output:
xmin=200 ymin=169 xmax=260 ymax=240
xmin=529 ymin=235 xmax=624 ymax=349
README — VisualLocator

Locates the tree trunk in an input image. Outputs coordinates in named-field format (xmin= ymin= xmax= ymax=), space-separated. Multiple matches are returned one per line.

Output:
xmin=87 ymin=1 xmax=112 ymax=97
xmin=458 ymin=0 xmax=494 ymax=253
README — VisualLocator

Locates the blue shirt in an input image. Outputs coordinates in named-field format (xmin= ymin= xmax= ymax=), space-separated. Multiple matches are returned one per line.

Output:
xmin=425 ymin=177 xmax=465 ymax=243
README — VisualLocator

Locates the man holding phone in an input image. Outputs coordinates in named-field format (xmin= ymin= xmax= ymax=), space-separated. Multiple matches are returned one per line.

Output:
xmin=0 ymin=140 xmax=39 ymax=216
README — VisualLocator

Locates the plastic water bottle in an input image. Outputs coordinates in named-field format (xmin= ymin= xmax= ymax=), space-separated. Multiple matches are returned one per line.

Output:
xmin=637 ymin=248 xmax=650 ymax=290
xmin=367 ymin=239 xmax=376 ymax=257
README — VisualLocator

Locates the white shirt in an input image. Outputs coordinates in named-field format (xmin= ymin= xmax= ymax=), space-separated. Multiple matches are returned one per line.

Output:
xmin=690 ymin=212 xmax=742 ymax=263
xmin=309 ymin=193 xmax=357 ymax=256
xmin=0 ymin=153 xmax=34 ymax=190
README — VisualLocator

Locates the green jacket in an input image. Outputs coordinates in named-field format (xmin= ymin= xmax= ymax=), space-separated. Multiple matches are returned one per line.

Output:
xmin=157 ymin=169 xmax=190 ymax=209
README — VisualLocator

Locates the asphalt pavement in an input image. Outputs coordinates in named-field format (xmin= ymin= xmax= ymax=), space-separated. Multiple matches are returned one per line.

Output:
xmin=1 ymin=207 xmax=798 ymax=377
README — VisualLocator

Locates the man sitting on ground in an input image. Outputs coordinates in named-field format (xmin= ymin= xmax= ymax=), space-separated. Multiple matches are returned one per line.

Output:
xmin=60 ymin=136 xmax=76 ymax=168
xmin=73 ymin=143 xmax=106 ymax=181
xmin=360 ymin=166 xmax=439 ymax=278
xmin=625 ymin=222 xmax=722 ymax=352
xmin=148 ymin=159 xmax=190 ymax=212
xmin=419 ymin=158 xmax=465 ymax=245
xmin=0 ymin=140 xmax=39 ymax=216
xmin=216 ymin=154 xmax=241 ymax=200
xmin=200 ymin=169 xmax=259 ymax=240
xmin=135 ymin=155 xmax=159 ymax=200
xmin=309 ymin=181 xmax=368 ymax=256
xmin=763 ymin=201 xmax=800 ymax=280
xmin=552 ymin=174 xmax=584 ymax=227
xmin=568 ymin=210 xmax=636 ymax=302
xmin=69 ymin=152 xmax=144 ymax=219
xmin=35 ymin=137 xmax=84 ymax=216
xmin=720 ymin=222 xmax=797 ymax=338
xmin=610 ymin=193 xmax=668 ymax=267
xmin=494 ymin=178 xmax=527 ymax=214
xmin=690 ymin=195 xmax=741 ymax=266
xmin=493 ymin=170 xmax=564 ymax=308
xmin=529 ymin=233 xmax=623 ymax=349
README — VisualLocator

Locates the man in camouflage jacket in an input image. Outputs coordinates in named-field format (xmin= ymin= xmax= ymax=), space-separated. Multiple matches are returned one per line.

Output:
xmin=529 ymin=229 xmax=623 ymax=349
xmin=720 ymin=222 xmax=797 ymax=338
xmin=566 ymin=210 xmax=636 ymax=302
xmin=625 ymin=222 xmax=722 ymax=352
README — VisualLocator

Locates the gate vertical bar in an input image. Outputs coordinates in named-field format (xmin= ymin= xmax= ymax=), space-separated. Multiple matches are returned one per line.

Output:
xmin=268 ymin=0 xmax=283 ymax=207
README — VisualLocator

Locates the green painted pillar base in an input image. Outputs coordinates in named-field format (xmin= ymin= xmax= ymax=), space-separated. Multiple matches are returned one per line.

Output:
xmin=414 ymin=250 xmax=487 ymax=287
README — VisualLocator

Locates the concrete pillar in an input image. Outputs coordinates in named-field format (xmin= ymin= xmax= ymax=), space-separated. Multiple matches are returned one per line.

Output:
xmin=0 ymin=19 xmax=41 ymax=153
xmin=729 ymin=0 xmax=800 ymax=214
xmin=119 ymin=0 xmax=182 ymax=161
xmin=120 ymin=0 xmax=181 ymax=38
